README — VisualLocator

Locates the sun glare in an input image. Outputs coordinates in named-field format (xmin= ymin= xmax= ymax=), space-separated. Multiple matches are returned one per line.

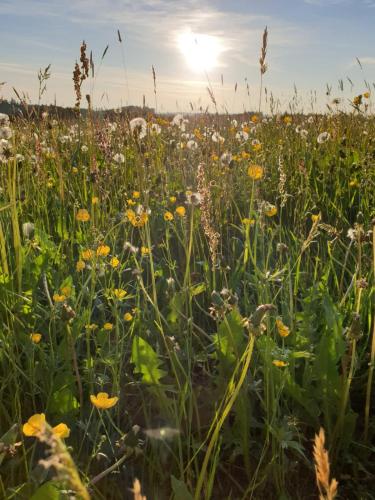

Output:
xmin=177 ymin=30 xmax=223 ymax=72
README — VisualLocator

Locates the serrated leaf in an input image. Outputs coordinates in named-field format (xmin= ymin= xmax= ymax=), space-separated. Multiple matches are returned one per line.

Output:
xmin=131 ymin=336 xmax=166 ymax=385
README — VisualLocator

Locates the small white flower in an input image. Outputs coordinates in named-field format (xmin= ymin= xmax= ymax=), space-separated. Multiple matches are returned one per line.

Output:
xmin=130 ymin=117 xmax=147 ymax=138
xmin=81 ymin=145 xmax=88 ymax=153
xmin=113 ymin=153 xmax=125 ymax=164
xmin=212 ymin=132 xmax=224 ymax=143
xmin=236 ymin=130 xmax=249 ymax=142
xmin=186 ymin=140 xmax=198 ymax=150
xmin=317 ymin=132 xmax=330 ymax=144
xmin=150 ymin=123 xmax=161 ymax=135
xmin=220 ymin=152 xmax=232 ymax=165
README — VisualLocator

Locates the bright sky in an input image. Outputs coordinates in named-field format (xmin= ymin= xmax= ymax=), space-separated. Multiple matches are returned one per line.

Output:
xmin=1 ymin=0 xmax=374 ymax=113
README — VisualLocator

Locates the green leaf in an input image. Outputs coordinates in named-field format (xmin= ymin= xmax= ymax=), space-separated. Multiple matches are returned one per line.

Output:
xmin=131 ymin=336 xmax=166 ymax=385
xmin=190 ymin=283 xmax=206 ymax=296
xmin=171 ymin=476 xmax=193 ymax=500
xmin=213 ymin=308 xmax=245 ymax=366
xmin=49 ymin=387 xmax=79 ymax=415
xmin=31 ymin=481 xmax=62 ymax=500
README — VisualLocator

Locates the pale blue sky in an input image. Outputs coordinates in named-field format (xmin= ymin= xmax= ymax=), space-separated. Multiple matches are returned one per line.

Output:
xmin=1 ymin=0 xmax=374 ymax=112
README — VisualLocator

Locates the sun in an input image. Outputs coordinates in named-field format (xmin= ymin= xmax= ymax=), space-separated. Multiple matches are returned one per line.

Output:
xmin=177 ymin=30 xmax=223 ymax=73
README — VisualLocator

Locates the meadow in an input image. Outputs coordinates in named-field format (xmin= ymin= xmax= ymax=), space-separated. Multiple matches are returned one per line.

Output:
xmin=0 ymin=75 xmax=374 ymax=499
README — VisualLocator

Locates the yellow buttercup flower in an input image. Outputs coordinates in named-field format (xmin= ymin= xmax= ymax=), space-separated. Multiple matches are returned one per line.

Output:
xmin=276 ymin=318 xmax=290 ymax=338
xmin=52 ymin=423 xmax=70 ymax=439
xmin=23 ymin=413 xmax=46 ymax=436
xmin=252 ymin=143 xmax=262 ymax=152
xmin=242 ymin=218 xmax=255 ymax=226
xmin=126 ymin=209 xmax=148 ymax=228
xmin=76 ymin=209 xmax=90 ymax=222
xmin=30 ymin=333 xmax=42 ymax=344
xmin=110 ymin=256 xmax=120 ymax=268
xmin=60 ymin=286 xmax=72 ymax=297
xmin=127 ymin=199 xmax=136 ymax=206
xmin=124 ymin=312 xmax=133 ymax=322
xmin=113 ymin=288 xmax=127 ymax=300
xmin=175 ymin=206 xmax=186 ymax=217
xmin=53 ymin=293 xmax=66 ymax=303
xmin=164 ymin=211 xmax=174 ymax=221
xmin=133 ymin=191 xmax=140 ymax=199
xmin=92 ymin=196 xmax=99 ymax=205
xmin=264 ymin=205 xmax=277 ymax=217
xmin=363 ymin=91 xmax=370 ymax=99
xmin=283 ymin=116 xmax=292 ymax=125
xmin=251 ymin=114 xmax=259 ymax=123
xmin=169 ymin=196 xmax=176 ymax=203
xmin=273 ymin=360 xmax=288 ymax=367
xmin=311 ymin=214 xmax=320 ymax=223
xmin=72 ymin=167 xmax=78 ymax=174
xmin=90 ymin=392 xmax=119 ymax=409
xmin=97 ymin=245 xmax=110 ymax=257
xmin=141 ymin=246 xmax=150 ymax=256
xmin=247 ymin=164 xmax=264 ymax=181
xmin=81 ymin=249 xmax=93 ymax=261
xmin=103 ymin=322 xmax=113 ymax=331
xmin=76 ymin=260 xmax=86 ymax=271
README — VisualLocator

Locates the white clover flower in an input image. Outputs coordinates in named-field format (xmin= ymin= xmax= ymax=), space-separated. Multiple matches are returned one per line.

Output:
xmin=220 ymin=151 xmax=232 ymax=165
xmin=186 ymin=140 xmax=198 ymax=150
xmin=150 ymin=123 xmax=161 ymax=135
xmin=236 ymin=130 xmax=249 ymax=142
xmin=0 ymin=113 xmax=10 ymax=126
xmin=317 ymin=132 xmax=330 ymax=144
xmin=113 ymin=153 xmax=125 ymax=164
xmin=130 ymin=117 xmax=147 ymax=138
xmin=212 ymin=131 xmax=224 ymax=143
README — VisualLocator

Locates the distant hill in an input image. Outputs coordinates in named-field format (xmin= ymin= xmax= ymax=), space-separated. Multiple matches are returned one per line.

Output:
xmin=0 ymin=99 xmax=155 ymax=120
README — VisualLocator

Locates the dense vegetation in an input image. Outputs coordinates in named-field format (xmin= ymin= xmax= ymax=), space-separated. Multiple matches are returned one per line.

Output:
xmin=0 ymin=105 xmax=374 ymax=499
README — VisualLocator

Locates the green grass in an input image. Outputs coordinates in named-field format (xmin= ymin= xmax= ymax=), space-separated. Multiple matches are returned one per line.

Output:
xmin=0 ymin=107 xmax=374 ymax=499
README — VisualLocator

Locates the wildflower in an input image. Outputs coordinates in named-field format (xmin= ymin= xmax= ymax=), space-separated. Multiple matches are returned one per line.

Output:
xmin=60 ymin=286 xmax=72 ymax=297
xmin=133 ymin=191 xmax=140 ymax=199
xmin=126 ymin=208 xmax=148 ymax=228
xmin=317 ymin=132 xmax=330 ymax=144
xmin=187 ymin=140 xmax=198 ymax=150
xmin=113 ymin=153 xmax=125 ymax=164
xmin=127 ymin=199 xmax=136 ymax=206
xmin=90 ymin=392 xmax=119 ymax=409
xmin=110 ymin=256 xmax=120 ymax=268
xmin=272 ymin=360 xmax=288 ymax=367
xmin=141 ymin=246 xmax=150 ymax=256
xmin=53 ymin=293 xmax=66 ymax=303
xmin=150 ymin=123 xmax=161 ymax=135
xmin=264 ymin=204 xmax=277 ymax=217
xmin=85 ymin=324 xmax=98 ymax=331
xmin=92 ymin=196 xmax=99 ymax=205
xmin=81 ymin=145 xmax=88 ymax=153
xmin=113 ymin=288 xmax=127 ymax=300
xmin=52 ymin=423 xmax=70 ymax=439
xmin=311 ymin=214 xmax=321 ymax=223
xmin=124 ymin=312 xmax=133 ymax=322
xmin=23 ymin=414 xmax=46 ymax=436
xmin=96 ymin=245 xmax=110 ymax=257
xmin=76 ymin=209 xmax=90 ymax=222
xmin=212 ymin=132 xmax=224 ymax=143
xmin=242 ymin=218 xmax=255 ymax=226
xmin=363 ymin=91 xmax=370 ymax=99
xmin=81 ymin=249 xmax=93 ymax=261
xmin=251 ymin=139 xmax=262 ymax=152
xmin=276 ymin=318 xmax=290 ymax=338
xmin=76 ymin=260 xmax=86 ymax=271
xmin=164 ymin=211 xmax=174 ymax=221
xmin=72 ymin=167 xmax=78 ymax=174
xmin=169 ymin=196 xmax=176 ymax=204
xmin=130 ymin=117 xmax=147 ymax=138
xmin=251 ymin=115 xmax=259 ymax=123
xmin=247 ymin=164 xmax=264 ymax=181
xmin=349 ymin=179 xmax=358 ymax=188
xmin=283 ymin=116 xmax=292 ymax=125
xmin=220 ymin=152 xmax=232 ymax=165
xmin=175 ymin=206 xmax=186 ymax=217
xmin=30 ymin=333 xmax=42 ymax=344
xmin=103 ymin=322 xmax=113 ymax=331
